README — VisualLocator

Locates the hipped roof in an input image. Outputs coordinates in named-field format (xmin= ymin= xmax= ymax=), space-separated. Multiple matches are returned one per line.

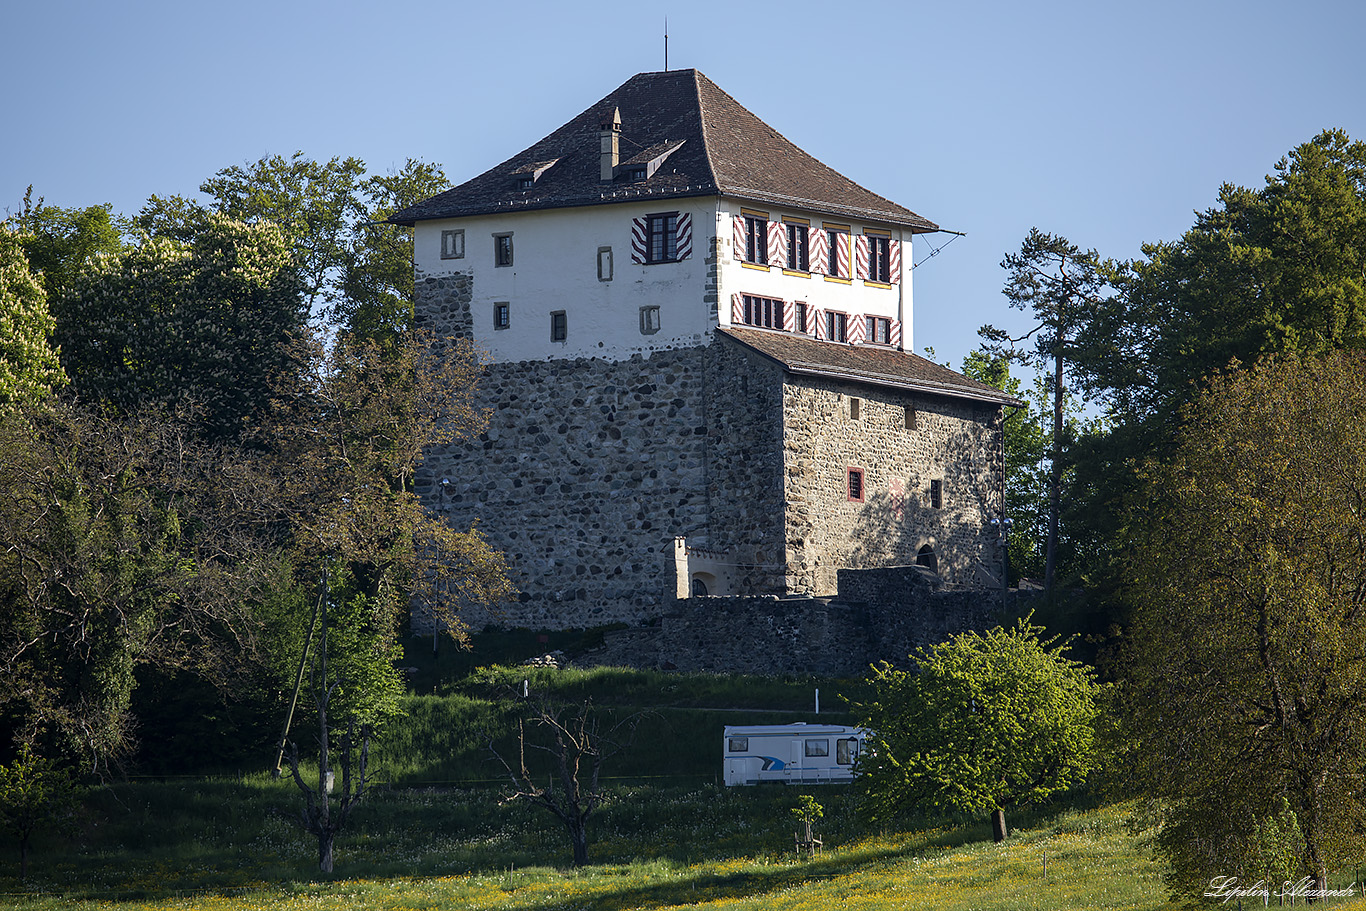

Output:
xmin=392 ymin=69 xmax=938 ymax=232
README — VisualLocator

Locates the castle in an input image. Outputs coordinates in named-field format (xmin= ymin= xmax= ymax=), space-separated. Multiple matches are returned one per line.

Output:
xmin=393 ymin=69 xmax=1016 ymax=630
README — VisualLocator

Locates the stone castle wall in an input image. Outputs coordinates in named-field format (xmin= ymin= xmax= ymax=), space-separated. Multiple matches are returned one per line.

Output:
xmin=584 ymin=565 xmax=1008 ymax=676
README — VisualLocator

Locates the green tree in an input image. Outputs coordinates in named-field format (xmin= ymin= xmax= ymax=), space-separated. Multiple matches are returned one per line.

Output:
xmin=198 ymin=152 xmax=366 ymax=317
xmin=6 ymin=188 xmax=126 ymax=301
xmin=854 ymin=617 xmax=1102 ymax=842
xmin=54 ymin=214 xmax=306 ymax=440
xmin=1120 ymin=350 xmax=1366 ymax=899
xmin=981 ymin=230 xmax=1111 ymax=594
xmin=0 ymin=744 xmax=80 ymax=879
xmin=1091 ymin=129 xmax=1366 ymax=432
xmin=338 ymin=160 xmax=450 ymax=347
xmin=0 ymin=227 xmax=65 ymax=410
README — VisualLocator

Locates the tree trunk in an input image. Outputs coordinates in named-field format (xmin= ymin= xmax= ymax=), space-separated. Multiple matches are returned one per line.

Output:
xmin=568 ymin=818 xmax=589 ymax=867
xmin=319 ymin=830 xmax=335 ymax=873
xmin=1044 ymin=352 xmax=1062 ymax=596
xmin=991 ymin=808 xmax=1008 ymax=843
xmin=19 ymin=835 xmax=29 ymax=880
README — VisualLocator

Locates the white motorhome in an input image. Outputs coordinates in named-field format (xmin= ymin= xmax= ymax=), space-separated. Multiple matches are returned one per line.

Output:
xmin=722 ymin=723 xmax=870 ymax=786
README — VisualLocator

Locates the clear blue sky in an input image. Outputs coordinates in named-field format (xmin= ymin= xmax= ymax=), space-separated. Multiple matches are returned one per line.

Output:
xmin=5 ymin=0 xmax=1363 ymax=372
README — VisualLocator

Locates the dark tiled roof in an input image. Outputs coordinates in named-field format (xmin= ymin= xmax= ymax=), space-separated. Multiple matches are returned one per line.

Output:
xmin=392 ymin=70 xmax=937 ymax=232
xmin=718 ymin=327 xmax=1022 ymax=406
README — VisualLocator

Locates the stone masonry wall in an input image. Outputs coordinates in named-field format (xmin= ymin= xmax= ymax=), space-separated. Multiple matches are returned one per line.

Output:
xmin=585 ymin=565 xmax=1004 ymax=676
xmin=782 ymin=374 xmax=1005 ymax=594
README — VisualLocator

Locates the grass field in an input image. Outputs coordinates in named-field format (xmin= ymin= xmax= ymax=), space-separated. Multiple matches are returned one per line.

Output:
xmin=5 ymin=653 xmax=1366 ymax=909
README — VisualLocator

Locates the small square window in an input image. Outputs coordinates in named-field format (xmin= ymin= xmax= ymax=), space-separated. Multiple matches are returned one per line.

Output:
xmin=866 ymin=316 xmax=891 ymax=345
xmin=640 ymin=305 xmax=661 ymax=335
xmin=849 ymin=397 xmax=860 ymax=421
xmin=597 ymin=246 xmax=613 ymax=281
xmin=804 ymin=739 xmax=830 ymax=758
xmin=930 ymin=479 xmax=943 ymax=509
xmin=825 ymin=311 xmax=848 ymax=343
xmin=494 ymin=302 xmax=510 ymax=330
xmin=550 ymin=310 xmax=567 ymax=343
xmin=905 ymin=406 xmax=917 ymax=430
xmin=441 ymin=229 xmax=465 ymax=259
xmin=728 ymin=737 xmax=748 ymax=752
xmin=847 ymin=467 xmax=865 ymax=502
xmin=494 ymin=233 xmax=514 ymax=267
xmin=515 ymin=176 xmax=533 ymax=190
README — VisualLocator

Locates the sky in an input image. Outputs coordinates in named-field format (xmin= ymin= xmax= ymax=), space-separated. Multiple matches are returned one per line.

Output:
xmin=5 ymin=0 xmax=1364 ymax=372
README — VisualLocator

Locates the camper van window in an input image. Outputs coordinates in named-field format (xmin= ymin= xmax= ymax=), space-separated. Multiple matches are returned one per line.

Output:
xmin=837 ymin=738 xmax=858 ymax=765
xmin=805 ymin=739 xmax=830 ymax=758
xmin=729 ymin=737 xmax=748 ymax=752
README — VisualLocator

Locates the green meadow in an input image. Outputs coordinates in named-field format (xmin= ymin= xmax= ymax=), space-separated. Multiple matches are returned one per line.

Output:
xmin=4 ymin=650 xmax=1364 ymax=910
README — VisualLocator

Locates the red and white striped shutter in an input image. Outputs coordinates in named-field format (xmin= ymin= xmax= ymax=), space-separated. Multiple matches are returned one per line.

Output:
xmin=731 ymin=293 xmax=744 ymax=324
xmin=812 ymin=308 xmax=825 ymax=340
xmin=856 ymin=235 xmax=870 ymax=280
xmin=810 ymin=227 xmax=828 ymax=274
xmin=782 ymin=299 xmax=796 ymax=331
xmin=768 ymin=220 xmax=785 ymax=266
xmin=676 ymin=212 xmax=692 ymax=261
xmin=890 ymin=318 xmax=903 ymax=348
xmin=631 ymin=218 xmax=647 ymax=264
xmin=733 ymin=216 xmax=746 ymax=260
xmin=849 ymin=313 xmax=867 ymax=344
xmin=889 ymin=237 xmax=902 ymax=283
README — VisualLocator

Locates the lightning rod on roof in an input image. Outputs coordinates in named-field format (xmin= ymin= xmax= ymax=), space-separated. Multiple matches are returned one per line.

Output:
xmin=664 ymin=17 xmax=668 ymax=71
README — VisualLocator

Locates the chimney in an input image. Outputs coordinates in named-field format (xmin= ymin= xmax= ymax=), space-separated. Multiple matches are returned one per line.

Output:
xmin=599 ymin=107 xmax=621 ymax=182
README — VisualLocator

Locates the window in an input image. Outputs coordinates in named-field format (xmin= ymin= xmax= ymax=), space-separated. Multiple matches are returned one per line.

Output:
xmin=493 ymin=302 xmax=510 ymax=330
xmin=847 ymin=467 xmax=865 ymax=502
xmin=646 ymin=213 xmax=679 ymax=263
xmin=515 ymin=175 xmax=533 ymax=190
xmin=930 ymin=479 xmax=943 ymax=509
xmin=867 ymin=235 xmax=890 ymax=283
xmin=597 ymin=246 xmax=613 ymax=281
xmin=826 ymin=229 xmax=846 ymax=277
xmin=742 ymin=294 xmax=781 ymax=329
xmin=744 ymin=215 xmax=768 ymax=264
xmin=866 ymin=316 xmax=891 ymax=345
xmin=728 ymin=737 xmax=748 ymax=752
xmin=550 ymin=311 xmax=567 ymax=342
xmin=849 ymin=397 xmax=860 ymax=421
xmin=804 ymin=739 xmax=830 ymax=758
xmin=836 ymin=738 xmax=859 ymax=765
xmin=825 ymin=311 xmax=848 ymax=342
xmin=494 ymin=233 xmax=513 ymax=267
xmin=640 ymin=305 xmax=661 ymax=335
xmin=794 ymin=301 xmax=809 ymax=334
xmin=441 ymin=229 xmax=465 ymax=259
xmin=786 ymin=223 xmax=809 ymax=271
xmin=625 ymin=166 xmax=646 ymax=181
xmin=917 ymin=544 xmax=938 ymax=572
xmin=905 ymin=405 xmax=917 ymax=430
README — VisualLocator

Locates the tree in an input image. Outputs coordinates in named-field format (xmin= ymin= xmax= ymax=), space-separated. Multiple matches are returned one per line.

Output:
xmin=198 ymin=152 xmax=366 ymax=317
xmin=337 ymin=160 xmax=450 ymax=347
xmin=981 ymin=230 xmax=1111 ymax=594
xmin=53 ymin=214 xmax=306 ymax=441
xmin=0 ymin=403 xmax=271 ymax=772
xmin=0 ymin=227 xmax=65 ymax=410
xmin=1090 ymin=129 xmax=1366 ymax=432
xmin=488 ymin=699 xmax=646 ymax=866
xmin=854 ymin=617 xmax=1102 ymax=842
xmin=5 ymin=188 xmax=126 ymax=302
xmin=0 ymin=743 xmax=80 ymax=879
xmin=1120 ymin=350 xmax=1366 ymax=899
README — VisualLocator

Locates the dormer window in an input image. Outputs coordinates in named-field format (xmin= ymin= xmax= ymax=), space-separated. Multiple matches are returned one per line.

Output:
xmin=516 ymin=176 xmax=534 ymax=190
xmin=511 ymin=159 xmax=558 ymax=191
xmin=625 ymin=167 xmax=646 ymax=182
